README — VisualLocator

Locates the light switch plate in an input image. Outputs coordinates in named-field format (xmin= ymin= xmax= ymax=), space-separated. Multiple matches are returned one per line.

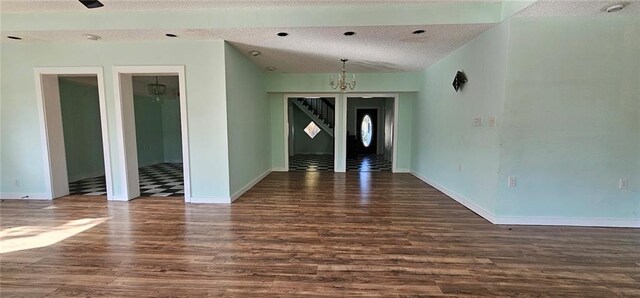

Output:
xmin=508 ymin=176 xmax=517 ymax=188
xmin=488 ymin=117 xmax=496 ymax=128
xmin=619 ymin=178 xmax=628 ymax=189
xmin=473 ymin=117 xmax=483 ymax=127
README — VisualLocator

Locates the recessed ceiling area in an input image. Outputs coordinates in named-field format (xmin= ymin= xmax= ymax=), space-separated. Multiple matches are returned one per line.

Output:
xmin=1 ymin=0 xmax=638 ymax=73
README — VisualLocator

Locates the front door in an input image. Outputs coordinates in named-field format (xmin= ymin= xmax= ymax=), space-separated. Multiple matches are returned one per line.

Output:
xmin=356 ymin=109 xmax=377 ymax=155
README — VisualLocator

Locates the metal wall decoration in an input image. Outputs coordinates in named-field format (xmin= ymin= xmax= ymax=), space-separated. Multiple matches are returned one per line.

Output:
xmin=452 ymin=71 xmax=468 ymax=92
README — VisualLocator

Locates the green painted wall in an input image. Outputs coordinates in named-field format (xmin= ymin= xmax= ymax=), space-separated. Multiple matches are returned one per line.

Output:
xmin=133 ymin=95 xmax=165 ymax=166
xmin=161 ymin=99 xmax=183 ymax=163
xmin=411 ymin=21 xmax=509 ymax=216
xmin=58 ymin=78 xmax=105 ymax=182
xmin=224 ymin=43 xmax=270 ymax=197
xmin=290 ymin=104 xmax=334 ymax=155
xmin=496 ymin=16 xmax=639 ymax=220
xmin=0 ymin=40 xmax=229 ymax=200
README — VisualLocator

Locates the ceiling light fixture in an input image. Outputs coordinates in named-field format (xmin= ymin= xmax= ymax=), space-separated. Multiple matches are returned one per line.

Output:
xmin=277 ymin=32 xmax=289 ymax=37
xmin=266 ymin=66 xmax=276 ymax=71
xmin=330 ymin=59 xmax=356 ymax=92
xmin=604 ymin=3 xmax=625 ymax=13
xmin=412 ymin=30 xmax=425 ymax=34
xmin=79 ymin=0 xmax=104 ymax=9
xmin=7 ymin=36 xmax=22 ymax=40
xmin=248 ymin=50 xmax=261 ymax=56
xmin=344 ymin=31 xmax=356 ymax=36
xmin=84 ymin=34 xmax=101 ymax=40
xmin=165 ymin=33 xmax=178 ymax=38
xmin=148 ymin=76 xmax=167 ymax=103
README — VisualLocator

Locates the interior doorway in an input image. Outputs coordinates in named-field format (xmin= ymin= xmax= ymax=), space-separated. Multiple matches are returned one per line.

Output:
xmin=113 ymin=66 xmax=190 ymax=201
xmin=286 ymin=97 xmax=336 ymax=171
xmin=35 ymin=68 xmax=112 ymax=199
xmin=346 ymin=97 xmax=394 ymax=172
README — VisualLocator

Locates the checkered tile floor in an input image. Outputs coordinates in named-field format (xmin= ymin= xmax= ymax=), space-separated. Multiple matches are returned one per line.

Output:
xmin=289 ymin=154 xmax=334 ymax=171
xmin=347 ymin=154 xmax=392 ymax=172
xmin=68 ymin=163 xmax=184 ymax=197
xmin=288 ymin=154 xmax=391 ymax=172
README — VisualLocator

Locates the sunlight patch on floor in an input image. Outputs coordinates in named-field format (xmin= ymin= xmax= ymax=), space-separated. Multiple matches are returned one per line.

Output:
xmin=0 ymin=217 xmax=109 ymax=254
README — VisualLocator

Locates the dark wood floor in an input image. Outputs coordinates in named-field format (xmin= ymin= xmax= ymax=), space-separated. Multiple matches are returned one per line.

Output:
xmin=1 ymin=172 xmax=638 ymax=297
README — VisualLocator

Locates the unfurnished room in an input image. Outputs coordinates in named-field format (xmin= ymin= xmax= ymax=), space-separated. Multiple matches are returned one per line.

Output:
xmin=0 ymin=0 xmax=638 ymax=296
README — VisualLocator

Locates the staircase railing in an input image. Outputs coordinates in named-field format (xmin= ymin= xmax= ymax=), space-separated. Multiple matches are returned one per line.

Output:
xmin=299 ymin=98 xmax=334 ymax=128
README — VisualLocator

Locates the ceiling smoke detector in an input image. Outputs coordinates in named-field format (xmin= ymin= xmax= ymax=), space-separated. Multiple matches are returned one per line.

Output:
xmin=266 ymin=66 xmax=276 ymax=71
xmin=248 ymin=50 xmax=262 ymax=56
xmin=84 ymin=34 xmax=101 ymax=40
xmin=604 ymin=3 xmax=626 ymax=13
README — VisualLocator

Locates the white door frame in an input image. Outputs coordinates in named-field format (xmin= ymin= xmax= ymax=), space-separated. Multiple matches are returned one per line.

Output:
xmin=112 ymin=66 xmax=191 ymax=202
xmin=282 ymin=93 xmax=338 ymax=172
xmin=344 ymin=93 xmax=400 ymax=172
xmin=34 ymin=67 xmax=113 ymax=199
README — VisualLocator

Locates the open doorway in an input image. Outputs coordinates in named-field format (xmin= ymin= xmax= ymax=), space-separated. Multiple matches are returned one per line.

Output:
xmin=35 ymin=68 xmax=112 ymax=199
xmin=346 ymin=97 xmax=394 ymax=172
xmin=132 ymin=75 xmax=183 ymax=197
xmin=286 ymin=97 xmax=336 ymax=171
xmin=113 ymin=66 xmax=190 ymax=201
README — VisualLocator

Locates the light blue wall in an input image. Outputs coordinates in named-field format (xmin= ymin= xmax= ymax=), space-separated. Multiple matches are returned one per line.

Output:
xmin=0 ymin=40 xmax=230 ymax=200
xmin=224 ymin=43 xmax=270 ymax=197
xmin=496 ymin=16 xmax=639 ymax=220
xmin=59 ymin=78 xmax=105 ymax=182
xmin=411 ymin=15 xmax=639 ymax=224
xmin=411 ymin=21 xmax=510 ymax=215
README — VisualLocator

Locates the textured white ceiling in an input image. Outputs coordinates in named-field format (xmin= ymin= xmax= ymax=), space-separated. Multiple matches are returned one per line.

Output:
xmin=3 ymin=24 xmax=494 ymax=72
xmin=3 ymin=1 xmax=637 ymax=73
xmin=0 ymin=0 xmax=499 ymax=13
xmin=518 ymin=0 xmax=640 ymax=17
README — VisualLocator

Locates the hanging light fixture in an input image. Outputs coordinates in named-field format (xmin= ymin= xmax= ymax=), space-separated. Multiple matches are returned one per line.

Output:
xmin=147 ymin=76 xmax=167 ymax=103
xmin=330 ymin=59 xmax=356 ymax=92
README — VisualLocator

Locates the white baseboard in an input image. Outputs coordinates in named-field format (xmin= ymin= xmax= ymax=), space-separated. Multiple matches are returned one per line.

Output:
xmin=190 ymin=196 xmax=231 ymax=204
xmin=496 ymin=216 xmax=640 ymax=228
xmin=410 ymin=170 xmax=497 ymax=224
xmin=410 ymin=170 xmax=639 ymax=228
xmin=393 ymin=168 xmax=411 ymax=173
xmin=230 ymin=169 xmax=272 ymax=202
xmin=272 ymin=167 xmax=288 ymax=172
xmin=0 ymin=192 xmax=51 ymax=200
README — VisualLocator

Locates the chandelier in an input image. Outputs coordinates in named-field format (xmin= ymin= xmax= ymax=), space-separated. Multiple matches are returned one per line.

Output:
xmin=148 ymin=76 xmax=167 ymax=103
xmin=330 ymin=59 xmax=356 ymax=92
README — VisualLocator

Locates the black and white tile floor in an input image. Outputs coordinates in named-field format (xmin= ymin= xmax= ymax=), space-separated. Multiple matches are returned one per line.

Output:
xmin=288 ymin=154 xmax=391 ymax=172
xmin=68 ymin=163 xmax=184 ymax=197
xmin=289 ymin=154 xmax=334 ymax=171
xmin=347 ymin=154 xmax=392 ymax=172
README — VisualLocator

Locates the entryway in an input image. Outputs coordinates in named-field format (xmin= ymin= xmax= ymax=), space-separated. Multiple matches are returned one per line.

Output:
xmin=346 ymin=97 xmax=394 ymax=172
xmin=113 ymin=66 xmax=191 ymax=202
xmin=35 ymin=67 xmax=112 ymax=199
xmin=286 ymin=96 xmax=336 ymax=172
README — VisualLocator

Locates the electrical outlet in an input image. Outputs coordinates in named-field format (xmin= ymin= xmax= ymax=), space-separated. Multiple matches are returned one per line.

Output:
xmin=458 ymin=163 xmax=463 ymax=172
xmin=508 ymin=176 xmax=517 ymax=188
xmin=488 ymin=117 xmax=497 ymax=128
xmin=473 ymin=117 xmax=483 ymax=127
xmin=619 ymin=178 xmax=628 ymax=190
